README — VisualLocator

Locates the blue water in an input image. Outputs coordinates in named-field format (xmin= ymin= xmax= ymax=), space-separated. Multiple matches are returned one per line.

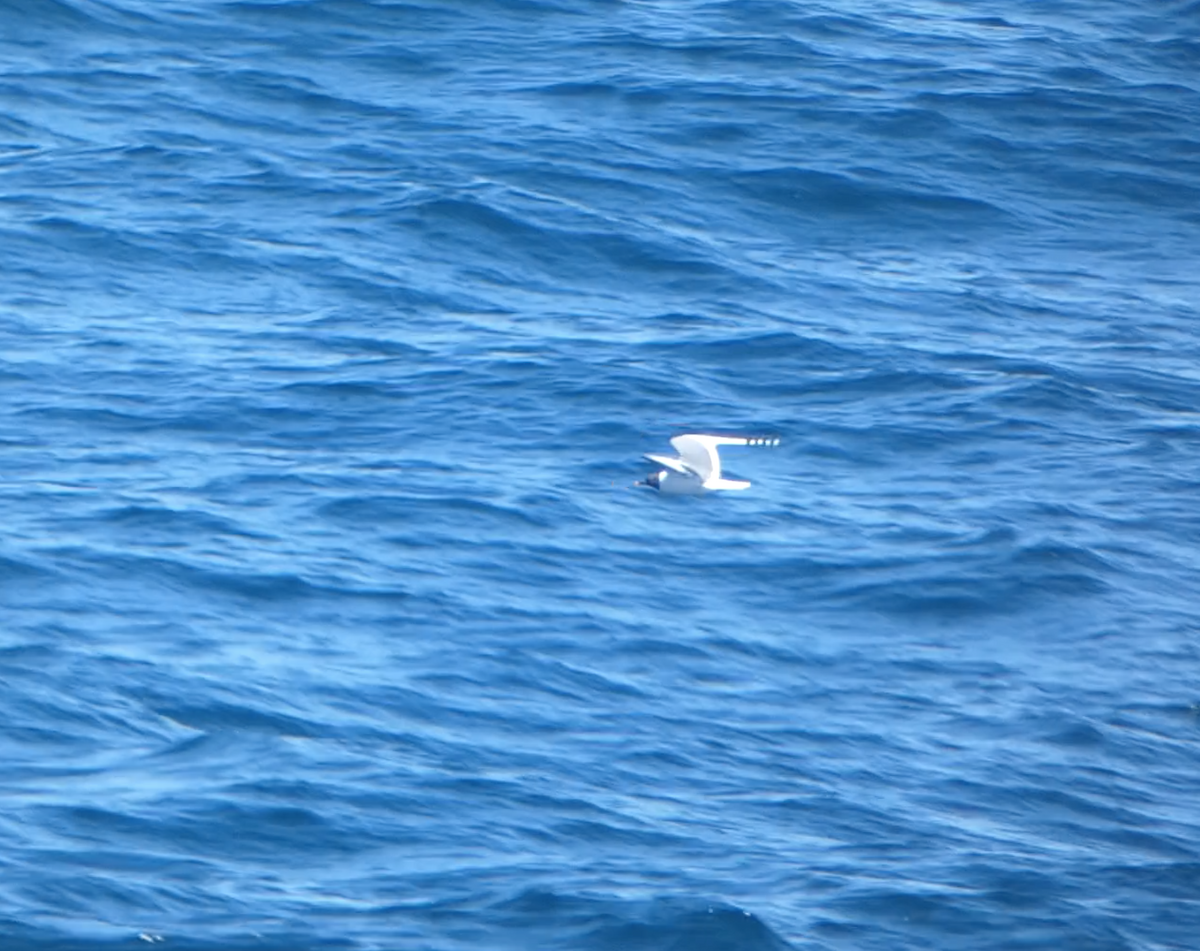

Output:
xmin=3 ymin=1 xmax=1200 ymax=948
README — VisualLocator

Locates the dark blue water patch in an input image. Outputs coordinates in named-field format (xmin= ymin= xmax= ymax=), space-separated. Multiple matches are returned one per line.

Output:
xmin=322 ymin=493 xmax=556 ymax=534
xmin=1148 ymin=34 xmax=1200 ymax=72
xmin=86 ymin=504 xmax=264 ymax=542
xmin=23 ymin=215 xmax=180 ymax=272
xmin=823 ymin=888 xmax=998 ymax=945
xmin=858 ymin=105 xmax=958 ymax=141
xmin=0 ymin=0 xmax=124 ymax=38
xmin=41 ymin=546 xmax=411 ymax=607
xmin=488 ymin=891 xmax=798 ymax=951
xmin=395 ymin=194 xmax=741 ymax=294
xmin=728 ymin=166 xmax=1013 ymax=234
xmin=1108 ymin=861 xmax=1200 ymax=902
xmin=816 ymin=538 xmax=1114 ymax=618
xmin=743 ymin=367 xmax=983 ymax=407
xmin=0 ymin=552 xmax=58 ymax=584
xmin=146 ymin=700 xmax=322 ymax=740
xmin=199 ymin=67 xmax=398 ymax=126
xmin=983 ymin=372 xmax=1123 ymax=420
xmin=2 ymin=892 xmax=800 ymax=951
xmin=649 ymin=330 xmax=864 ymax=369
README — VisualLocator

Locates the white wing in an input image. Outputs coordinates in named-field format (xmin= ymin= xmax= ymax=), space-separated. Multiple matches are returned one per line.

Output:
xmin=669 ymin=434 xmax=778 ymax=483
xmin=705 ymin=477 xmax=751 ymax=491
xmin=643 ymin=453 xmax=692 ymax=475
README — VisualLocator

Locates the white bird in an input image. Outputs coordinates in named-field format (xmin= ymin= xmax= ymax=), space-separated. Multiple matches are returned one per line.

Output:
xmin=637 ymin=434 xmax=779 ymax=494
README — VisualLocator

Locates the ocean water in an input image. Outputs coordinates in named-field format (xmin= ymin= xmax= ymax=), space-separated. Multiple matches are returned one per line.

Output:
xmin=2 ymin=0 xmax=1200 ymax=948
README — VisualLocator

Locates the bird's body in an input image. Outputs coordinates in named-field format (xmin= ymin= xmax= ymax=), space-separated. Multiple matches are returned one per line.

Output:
xmin=638 ymin=434 xmax=779 ymax=494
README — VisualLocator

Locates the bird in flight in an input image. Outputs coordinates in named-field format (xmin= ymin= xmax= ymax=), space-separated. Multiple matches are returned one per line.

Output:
xmin=637 ymin=434 xmax=779 ymax=494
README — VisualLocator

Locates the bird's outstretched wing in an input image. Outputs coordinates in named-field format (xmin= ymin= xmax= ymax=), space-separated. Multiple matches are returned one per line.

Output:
xmin=644 ymin=453 xmax=692 ymax=475
xmin=669 ymin=434 xmax=779 ymax=483
xmin=704 ymin=477 xmax=751 ymax=491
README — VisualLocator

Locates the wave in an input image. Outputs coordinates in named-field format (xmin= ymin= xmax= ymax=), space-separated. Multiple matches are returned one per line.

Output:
xmin=732 ymin=166 xmax=1012 ymax=230
xmin=489 ymin=891 xmax=798 ymax=951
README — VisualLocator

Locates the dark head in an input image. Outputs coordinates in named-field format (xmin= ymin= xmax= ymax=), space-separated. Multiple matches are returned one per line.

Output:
xmin=636 ymin=470 xmax=663 ymax=490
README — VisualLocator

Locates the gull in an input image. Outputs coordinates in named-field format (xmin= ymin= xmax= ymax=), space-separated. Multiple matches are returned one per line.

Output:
xmin=637 ymin=434 xmax=779 ymax=494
